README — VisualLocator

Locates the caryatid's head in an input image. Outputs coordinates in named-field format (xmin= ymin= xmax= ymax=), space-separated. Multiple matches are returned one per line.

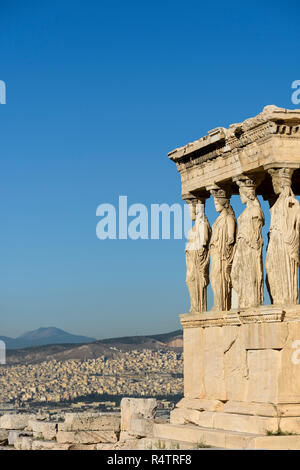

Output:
xmin=209 ymin=187 xmax=231 ymax=213
xmin=268 ymin=168 xmax=294 ymax=195
xmin=188 ymin=200 xmax=197 ymax=221
xmin=235 ymin=176 xmax=257 ymax=204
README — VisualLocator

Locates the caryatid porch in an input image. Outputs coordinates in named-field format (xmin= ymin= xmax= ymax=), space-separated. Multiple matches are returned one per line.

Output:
xmin=163 ymin=106 xmax=300 ymax=448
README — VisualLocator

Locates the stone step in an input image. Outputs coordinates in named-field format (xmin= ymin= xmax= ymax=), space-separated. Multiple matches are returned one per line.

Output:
xmin=171 ymin=408 xmax=280 ymax=434
xmin=152 ymin=423 xmax=300 ymax=449
xmin=153 ymin=423 xmax=260 ymax=449
xmin=137 ymin=437 xmax=200 ymax=450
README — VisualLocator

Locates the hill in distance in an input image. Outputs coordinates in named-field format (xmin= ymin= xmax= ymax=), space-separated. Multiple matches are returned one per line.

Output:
xmin=0 ymin=327 xmax=96 ymax=350
xmin=4 ymin=329 xmax=183 ymax=365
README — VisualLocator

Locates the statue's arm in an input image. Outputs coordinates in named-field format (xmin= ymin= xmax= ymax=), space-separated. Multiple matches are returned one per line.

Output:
xmin=227 ymin=216 xmax=236 ymax=245
xmin=203 ymin=222 xmax=210 ymax=247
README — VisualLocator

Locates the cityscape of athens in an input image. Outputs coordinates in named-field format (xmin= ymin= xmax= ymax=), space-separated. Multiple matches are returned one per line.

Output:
xmin=0 ymin=350 xmax=183 ymax=405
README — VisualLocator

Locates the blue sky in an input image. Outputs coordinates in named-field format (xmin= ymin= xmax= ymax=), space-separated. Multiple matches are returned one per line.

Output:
xmin=0 ymin=0 xmax=299 ymax=338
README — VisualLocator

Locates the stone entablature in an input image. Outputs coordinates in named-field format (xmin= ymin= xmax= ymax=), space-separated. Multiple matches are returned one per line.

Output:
xmin=169 ymin=105 xmax=300 ymax=200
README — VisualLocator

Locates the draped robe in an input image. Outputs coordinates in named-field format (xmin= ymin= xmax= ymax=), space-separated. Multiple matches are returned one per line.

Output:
xmin=185 ymin=216 xmax=211 ymax=313
xmin=210 ymin=208 xmax=236 ymax=311
xmin=266 ymin=190 xmax=300 ymax=305
xmin=231 ymin=201 xmax=264 ymax=308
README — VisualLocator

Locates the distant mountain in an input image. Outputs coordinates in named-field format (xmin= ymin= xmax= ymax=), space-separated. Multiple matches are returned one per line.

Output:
xmin=5 ymin=329 xmax=183 ymax=365
xmin=0 ymin=327 xmax=96 ymax=350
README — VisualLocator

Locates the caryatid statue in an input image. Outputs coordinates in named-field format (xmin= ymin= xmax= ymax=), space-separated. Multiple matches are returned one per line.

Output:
xmin=209 ymin=186 xmax=236 ymax=311
xmin=185 ymin=199 xmax=211 ymax=313
xmin=231 ymin=175 xmax=265 ymax=308
xmin=265 ymin=168 xmax=300 ymax=305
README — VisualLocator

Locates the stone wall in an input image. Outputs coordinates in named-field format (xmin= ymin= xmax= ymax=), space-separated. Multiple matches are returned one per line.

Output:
xmin=0 ymin=398 xmax=159 ymax=450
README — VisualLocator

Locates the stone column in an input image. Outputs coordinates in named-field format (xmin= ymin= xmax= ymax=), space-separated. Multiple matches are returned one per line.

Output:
xmin=185 ymin=197 xmax=211 ymax=313
xmin=265 ymin=167 xmax=300 ymax=305
xmin=208 ymin=185 xmax=236 ymax=311
xmin=231 ymin=174 xmax=265 ymax=309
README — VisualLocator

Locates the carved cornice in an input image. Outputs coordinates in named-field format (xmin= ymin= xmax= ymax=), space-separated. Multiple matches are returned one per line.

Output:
xmin=169 ymin=106 xmax=300 ymax=165
xmin=180 ymin=307 xmax=286 ymax=329
xmin=168 ymin=106 xmax=300 ymax=198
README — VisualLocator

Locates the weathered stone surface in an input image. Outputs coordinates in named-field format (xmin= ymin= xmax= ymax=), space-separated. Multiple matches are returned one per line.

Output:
xmin=223 ymin=401 xmax=277 ymax=417
xmin=223 ymin=325 xmax=247 ymax=401
xmin=171 ymin=408 xmax=280 ymax=435
xmin=214 ymin=412 xmax=278 ymax=434
xmin=176 ymin=398 xmax=224 ymax=412
xmin=129 ymin=418 xmax=153 ymax=437
xmin=203 ymin=326 xmax=226 ymax=400
xmin=8 ymin=430 xmax=32 ymax=446
xmin=137 ymin=438 xmax=196 ymax=450
xmin=170 ymin=408 xmax=214 ymax=428
xmin=56 ymin=430 xmax=118 ymax=444
xmin=0 ymin=414 xmax=37 ymax=430
xmin=0 ymin=429 xmax=9 ymax=445
xmin=277 ymin=404 xmax=300 ymax=417
xmin=28 ymin=420 xmax=57 ymax=440
xmin=179 ymin=307 xmax=300 ymax=442
xmin=31 ymin=440 xmax=70 ymax=450
xmin=119 ymin=430 xmax=140 ymax=441
xmin=279 ymin=417 xmax=300 ymax=434
xmin=224 ymin=432 xmax=254 ymax=449
xmin=14 ymin=436 xmax=33 ymax=450
xmin=278 ymin=322 xmax=300 ymax=403
xmin=252 ymin=436 xmax=300 ymax=450
xmin=244 ymin=322 xmax=288 ymax=350
xmin=68 ymin=444 xmax=97 ymax=450
xmin=97 ymin=440 xmax=140 ymax=450
xmin=60 ymin=412 xmax=120 ymax=432
xmin=183 ymin=327 xmax=205 ymax=399
xmin=246 ymin=349 xmax=281 ymax=403
xmin=153 ymin=423 xmax=206 ymax=444
xmin=120 ymin=398 xmax=157 ymax=432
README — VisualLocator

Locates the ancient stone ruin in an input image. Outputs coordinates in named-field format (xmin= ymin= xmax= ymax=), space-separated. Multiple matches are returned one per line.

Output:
xmin=0 ymin=399 xmax=167 ymax=450
xmin=162 ymin=105 xmax=300 ymax=449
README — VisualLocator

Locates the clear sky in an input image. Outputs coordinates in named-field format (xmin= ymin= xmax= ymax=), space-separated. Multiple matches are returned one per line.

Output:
xmin=0 ymin=0 xmax=299 ymax=338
